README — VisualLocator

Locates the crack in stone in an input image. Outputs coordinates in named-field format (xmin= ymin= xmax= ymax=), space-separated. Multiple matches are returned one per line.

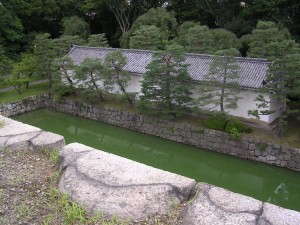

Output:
xmin=0 ymin=131 xmax=41 ymax=139
xmin=203 ymin=185 xmax=261 ymax=216
xmin=60 ymin=150 xmax=93 ymax=171
xmin=64 ymin=163 xmax=185 ymax=201
xmin=4 ymin=131 xmax=42 ymax=149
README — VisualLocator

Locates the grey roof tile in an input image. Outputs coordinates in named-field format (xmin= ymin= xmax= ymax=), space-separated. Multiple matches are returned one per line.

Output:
xmin=67 ymin=46 xmax=269 ymax=89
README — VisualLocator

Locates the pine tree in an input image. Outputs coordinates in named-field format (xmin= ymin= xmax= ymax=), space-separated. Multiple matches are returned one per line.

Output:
xmin=195 ymin=48 xmax=241 ymax=112
xmin=34 ymin=33 xmax=58 ymax=86
xmin=104 ymin=50 xmax=134 ymax=106
xmin=52 ymin=56 xmax=77 ymax=96
xmin=248 ymin=39 xmax=300 ymax=136
xmin=129 ymin=25 xmax=163 ymax=50
xmin=139 ymin=44 xmax=192 ymax=116
xmin=248 ymin=21 xmax=300 ymax=136
xmin=88 ymin=34 xmax=109 ymax=47
xmin=75 ymin=58 xmax=105 ymax=101
xmin=185 ymin=25 xmax=213 ymax=54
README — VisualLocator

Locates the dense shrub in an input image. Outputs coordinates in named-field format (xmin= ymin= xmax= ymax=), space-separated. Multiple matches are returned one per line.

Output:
xmin=225 ymin=118 xmax=251 ymax=133
xmin=204 ymin=114 xmax=253 ymax=134
xmin=204 ymin=113 xmax=228 ymax=131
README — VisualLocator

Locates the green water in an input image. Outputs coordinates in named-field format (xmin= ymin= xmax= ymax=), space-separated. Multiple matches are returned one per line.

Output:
xmin=13 ymin=109 xmax=300 ymax=212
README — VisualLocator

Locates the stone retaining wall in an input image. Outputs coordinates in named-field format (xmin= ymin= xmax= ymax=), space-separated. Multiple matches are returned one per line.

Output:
xmin=1 ymin=93 xmax=300 ymax=171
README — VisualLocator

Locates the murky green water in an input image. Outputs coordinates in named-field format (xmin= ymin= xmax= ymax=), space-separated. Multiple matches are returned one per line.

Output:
xmin=13 ymin=109 xmax=300 ymax=212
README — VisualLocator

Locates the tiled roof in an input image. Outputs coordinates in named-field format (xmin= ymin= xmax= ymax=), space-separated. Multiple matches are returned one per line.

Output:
xmin=67 ymin=46 xmax=270 ymax=89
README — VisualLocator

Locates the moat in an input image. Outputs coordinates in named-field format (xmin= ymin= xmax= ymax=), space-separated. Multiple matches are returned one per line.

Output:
xmin=13 ymin=109 xmax=300 ymax=212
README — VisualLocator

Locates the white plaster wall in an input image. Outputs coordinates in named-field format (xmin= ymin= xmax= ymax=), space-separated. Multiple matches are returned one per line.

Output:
xmin=68 ymin=72 xmax=278 ymax=124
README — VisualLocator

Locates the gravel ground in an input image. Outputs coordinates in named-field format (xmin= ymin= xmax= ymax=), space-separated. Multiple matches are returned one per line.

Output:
xmin=0 ymin=148 xmax=64 ymax=225
xmin=0 ymin=148 xmax=184 ymax=225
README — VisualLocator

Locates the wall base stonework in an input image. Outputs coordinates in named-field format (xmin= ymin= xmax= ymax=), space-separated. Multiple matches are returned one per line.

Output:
xmin=1 ymin=93 xmax=300 ymax=171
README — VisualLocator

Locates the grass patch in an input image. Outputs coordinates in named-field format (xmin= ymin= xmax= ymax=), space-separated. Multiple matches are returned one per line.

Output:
xmin=0 ymin=120 xmax=5 ymax=128
xmin=0 ymin=82 xmax=50 ymax=104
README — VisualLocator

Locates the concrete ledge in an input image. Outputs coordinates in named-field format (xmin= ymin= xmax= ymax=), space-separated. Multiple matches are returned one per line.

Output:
xmin=59 ymin=143 xmax=196 ymax=221
xmin=181 ymin=183 xmax=300 ymax=225
xmin=0 ymin=115 xmax=65 ymax=151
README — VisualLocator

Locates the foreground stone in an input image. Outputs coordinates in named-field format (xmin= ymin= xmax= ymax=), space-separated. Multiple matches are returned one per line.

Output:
xmin=59 ymin=143 xmax=196 ymax=221
xmin=181 ymin=183 xmax=300 ymax=225
xmin=0 ymin=115 xmax=65 ymax=151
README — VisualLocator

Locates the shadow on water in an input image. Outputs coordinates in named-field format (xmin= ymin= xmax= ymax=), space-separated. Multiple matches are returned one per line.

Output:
xmin=13 ymin=109 xmax=300 ymax=212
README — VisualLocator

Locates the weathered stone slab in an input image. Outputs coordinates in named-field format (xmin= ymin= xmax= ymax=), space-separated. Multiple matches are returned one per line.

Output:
xmin=59 ymin=143 xmax=196 ymax=221
xmin=5 ymin=132 xmax=41 ymax=150
xmin=0 ymin=116 xmax=65 ymax=152
xmin=0 ymin=115 xmax=41 ymax=137
xmin=31 ymin=131 xmax=65 ymax=151
xmin=257 ymin=203 xmax=300 ymax=225
xmin=181 ymin=183 xmax=262 ymax=225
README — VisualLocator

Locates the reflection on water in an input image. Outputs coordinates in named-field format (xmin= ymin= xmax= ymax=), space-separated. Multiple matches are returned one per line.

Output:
xmin=13 ymin=109 xmax=300 ymax=212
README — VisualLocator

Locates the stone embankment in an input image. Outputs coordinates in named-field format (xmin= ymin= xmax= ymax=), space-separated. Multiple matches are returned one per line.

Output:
xmin=1 ymin=93 xmax=300 ymax=171
xmin=59 ymin=143 xmax=300 ymax=224
xmin=1 ymin=116 xmax=300 ymax=224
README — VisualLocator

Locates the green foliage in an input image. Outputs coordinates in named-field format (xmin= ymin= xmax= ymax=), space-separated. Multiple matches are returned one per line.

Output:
xmin=52 ymin=35 xmax=86 ymax=57
xmin=225 ymin=118 xmax=252 ymax=133
xmin=204 ymin=112 xmax=228 ymax=131
xmin=125 ymin=7 xmax=178 ymax=48
xmin=210 ymin=29 xmax=240 ymax=52
xmin=88 ymin=34 xmax=109 ymax=47
xmin=104 ymin=50 xmax=134 ymax=106
xmin=194 ymin=48 xmax=241 ymax=112
xmin=257 ymin=143 xmax=267 ymax=152
xmin=185 ymin=25 xmax=212 ymax=54
xmin=139 ymin=44 xmax=192 ymax=116
xmin=0 ymin=120 xmax=5 ymax=128
xmin=75 ymin=58 xmax=106 ymax=101
xmin=0 ymin=82 xmax=50 ymax=104
xmin=175 ymin=21 xmax=200 ymax=47
xmin=33 ymin=33 xmax=58 ymax=85
xmin=248 ymin=21 xmax=291 ymax=58
xmin=248 ymin=21 xmax=300 ymax=136
xmin=0 ymin=44 xmax=13 ymax=80
xmin=62 ymin=16 xmax=90 ymax=40
xmin=196 ymin=127 xmax=205 ymax=134
xmin=229 ymin=127 xmax=241 ymax=140
xmin=52 ymin=56 xmax=77 ymax=98
xmin=129 ymin=25 xmax=164 ymax=50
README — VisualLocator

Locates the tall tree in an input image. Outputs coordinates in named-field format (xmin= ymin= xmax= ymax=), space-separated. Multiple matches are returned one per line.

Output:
xmin=88 ymin=34 xmax=109 ymax=47
xmin=11 ymin=53 xmax=38 ymax=89
xmin=139 ymin=44 xmax=192 ymax=116
xmin=0 ymin=44 xmax=13 ymax=81
xmin=63 ymin=16 xmax=90 ymax=40
xmin=185 ymin=25 xmax=212 ymax=54
xmin=194 ymin=48 xmax=241 ymax=112
xmin=248 ymin=22 xmax=300 ymax=136
xmin=0 ymin=1 xmax=23 ymax=54
xmin=210 ymin=29 xmax=240 ymax=52
xmin=52 ymin=35 xmax=86 ymax=57
xmin=33 ymin=33 xmax=58 ymax=86
xmin=129 ymin=25 xmax=163 ymax=50
xmin=104 ymin=50 xmax=134 ymax=106
xmin=248 ymin=21 xmax=291 ymax=58
xmin=125 ymin=7 xmax=178 ymax=48
xmin=52 ymin=56 xmax=77 ymax=96
xmin=248 ymin=39 xmax=300 ymax=135
xmin=75 ymin=58 xmax=106 ymax=101
xmin=175 ymin=21 xmax=200 ymax=47
xmin=6 ymin=53 xmax=38 ymax=94
xmin=104 ymin=0 xmax=133 ymax=43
